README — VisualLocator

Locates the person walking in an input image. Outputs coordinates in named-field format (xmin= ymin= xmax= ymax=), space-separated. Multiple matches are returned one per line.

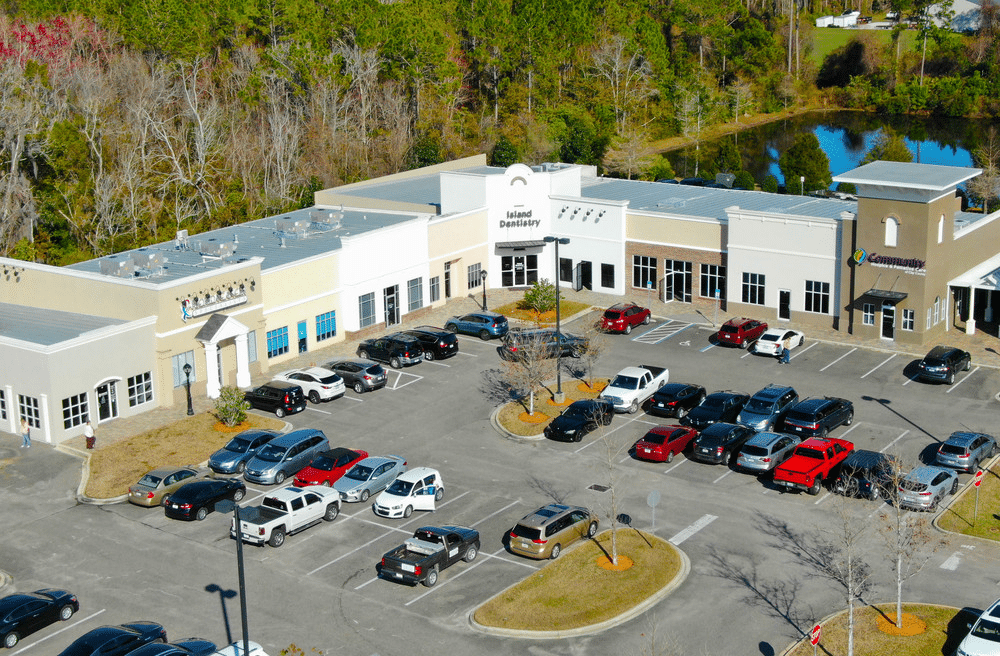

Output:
xmin=20 ymin=418 xmax=30 ymax=448
xmin=84 ymin=420 xmax=96 ymax=450
xmin=780 ymin=338 xmax=791 ymax=365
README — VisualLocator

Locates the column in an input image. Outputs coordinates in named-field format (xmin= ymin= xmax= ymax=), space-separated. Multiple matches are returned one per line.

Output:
xmin=3 ymin=385 xmax=13 ymax=435
xmin=204 ymin=342 xmax=221 ymax=399
xmin=39 ymin=394 xmax=51 ymax=445
xmin=966 ymin=286 xmax=976 ymax=335
xmin=234 ymin=333 xmax=251 ymax=389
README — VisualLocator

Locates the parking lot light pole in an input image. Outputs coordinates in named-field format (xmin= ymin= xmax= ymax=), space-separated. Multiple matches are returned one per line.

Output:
xmin=544 ymin=236 xmax=571 ymax=403
xmin=183 ymin=363 xmax=194 ymax=416
xmin=480 ymin=269 xmax=488 ymax=311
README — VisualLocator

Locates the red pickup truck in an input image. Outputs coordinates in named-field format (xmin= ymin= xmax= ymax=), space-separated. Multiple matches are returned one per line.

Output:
xmin=773 ymin=437 xmax=854 ymax=495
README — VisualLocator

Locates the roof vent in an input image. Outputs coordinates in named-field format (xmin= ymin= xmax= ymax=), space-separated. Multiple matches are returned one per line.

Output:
xmin=99 ymin=256 xmax=136 ymax=278
xmin=196 ymin=238 xmax=236 ymax=258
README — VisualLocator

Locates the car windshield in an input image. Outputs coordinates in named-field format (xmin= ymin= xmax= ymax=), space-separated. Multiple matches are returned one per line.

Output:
xmin=564 ymin=404 xmax=592 ymax=418
xmin=699 ymin=434 xmax=726 ymax=447
xmin=365 ymin=365 xmax=384 ymax=376
xmin=609 ymin=375 xmax=639 ymax=390
xmin=603 ymin=310 xmax=623 ymax=319
xmin=796 ymin=448 xmax=825 ymax=460
xmin=345 ymin=464 xmax=373 ymax=481
xmin=940 ymin=443 xmax=967 ymax=455
xmin=746 ymin=398 xmax=776 ymax=412
xmin=701 ymin=396 xmax=725 ymax=408
xmin=318 ymin=374 xmax=340 ymax=384
xmin=137 ymin=474 xmax=162 ymax=487
xmin=742 ymin=445 xmax=770 ymax=457
xmin=972 ymin=619 xmax=1000 ymax=642
xmin=900 ymin=478 xmax=927 ymax=492
xmin=720 ymin=325 xmax=737 ymax=333
xmin=386 ymin=479 xmax=413 ymax=495
xmin=224 ymin=438 xmax=251 ymax=454
xmin=255 ymin=445 xmax=285 ymax=462
xmin=310 ymin=455 xmax=336 ymax=471
xmin=760 ymin=334 xmax=779 ymax=342
xmin=641 ymin=433 xmax=667 ymax=445
xmin=511 ymin=524 xmax=541 ymax=540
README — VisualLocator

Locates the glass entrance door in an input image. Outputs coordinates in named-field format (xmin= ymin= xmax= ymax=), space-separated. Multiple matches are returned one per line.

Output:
xmin=384 ymin=285 xmax=400 ymax=326
xmin=96 ymin=381 xmax=118 ymax=421
xmin=881 ymin=303 xmax=895 ymax=339
xmin=778 ymin=290 xmax=791 ymax=320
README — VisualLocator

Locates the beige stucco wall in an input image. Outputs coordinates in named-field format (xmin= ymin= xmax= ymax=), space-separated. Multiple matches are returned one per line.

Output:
xmin=428 ymin=209 xmax=489 ymax=305
xmin=627 ymin=212 xmax=724 ymax=252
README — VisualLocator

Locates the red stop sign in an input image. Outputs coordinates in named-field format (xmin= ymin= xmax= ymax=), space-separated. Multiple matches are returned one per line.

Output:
xmin=810 ymin=624 xmax=822 ymax=645
xmin=974 ymin=470 xmax=984 ymax=487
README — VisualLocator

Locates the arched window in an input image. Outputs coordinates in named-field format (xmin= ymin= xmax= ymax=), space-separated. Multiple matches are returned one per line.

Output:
xmin=884 ymin=217 xmax=898 ymax=247
xmin=937 ymin=215 xmax=944 ymax=243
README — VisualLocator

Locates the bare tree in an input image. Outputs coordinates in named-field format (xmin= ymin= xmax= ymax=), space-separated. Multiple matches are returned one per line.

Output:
xmin=968 ymin=127 xmax=1000 ymax=212
xmin=590 ymin=36 xmax=654 ymax=135
xmin=497 ymin=331 xmax=558 ymax=417
xmin=578 ymin=319 xmax=610 ymax=390
xmin=675 ymin=85 xmax=703 ymax=177
xmin=603 ymin=127 xmax=656 ymax=180
xmin=592 ymin=416 xmax=632 ymax=566
xmin=336 ymin=41 xmax=382 ymax=169
xmin=818 ymin=498 xmax=874 ymax=656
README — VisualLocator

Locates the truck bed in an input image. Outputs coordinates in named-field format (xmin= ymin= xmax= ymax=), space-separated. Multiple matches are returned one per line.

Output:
xmin=238 ymin=506 xmax=285 ymax=526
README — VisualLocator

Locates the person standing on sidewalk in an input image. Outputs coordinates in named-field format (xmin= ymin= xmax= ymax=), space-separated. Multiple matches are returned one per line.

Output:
xmin=84 ymin=420 xmax=96 ymax=449
xmin=20 ymin=418 xmax=30 ymax=448
xmin=780 ymin=338 xmax=791 ymax=365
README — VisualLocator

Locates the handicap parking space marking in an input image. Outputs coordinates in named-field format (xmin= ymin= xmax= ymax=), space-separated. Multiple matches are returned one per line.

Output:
xmin=668 ymin=514 xmax=717 ymax=545
xmin=387 ymin=370 xmax=422 ymax=390
xmin=946 ymin=366 xmax=979 ymax=393
xmin=861 ymin=353 xmax=897 ymax=379
xmin=632 ymin=321 xmax=692 ymax=345
xmin=13 ymin=609 xmax=107 ymax=654
xmin=699 ymin=343 xmax=716 ymax=352
xmin=820 ymin=347 xmax=857 ymax=372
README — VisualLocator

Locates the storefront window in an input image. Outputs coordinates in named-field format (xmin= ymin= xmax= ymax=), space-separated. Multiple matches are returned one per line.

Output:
xmin=560 ymin=257 xmax=573 ymax=283
xmin=128 ymin=373 xmax=153 ymax=407
xmin=18 ymin=394 xmax=40 ymax=429
xmin=172 ymin=351 xmax=196 ymax=387
xmin=601 ymin=264 xmax=615 ymax=289
xmin=316 ymin=311 xmax=337 ymax=341
xmin=741 ymin=272 xmax=765 ymax=305
xmin=359 ymin=293 xmax=376 ymax=328
xmin=467 ymin=263 xmax=482 ymax=289
xmin=408 ymin=277 xmax=423 ymax=312
xmin=62 ymin=392 xmax=89 ymax=429
xmin=430 ymin=276 xmax=440 ymax=303
xmin=934 ymin=296 xmax=941 ymax=324
xmin=266 ymin=327 xmax=290 ymax=357
xmin=501 ymin=255 xmax=538 ymax=286
xmin=804 ymin=281 xmax=830 ymax=314
xmin=632 ymin=255 xmax=657 ymax=289
xmin=664 ymin=260 xmax=692 ymax=302
xmin=902 ymin=309 xmax=914 ymax=331
xmin=862 ymin=304 xmax=875 ymax=326
xmin=700 ymin=264 xmax=726 ymax=300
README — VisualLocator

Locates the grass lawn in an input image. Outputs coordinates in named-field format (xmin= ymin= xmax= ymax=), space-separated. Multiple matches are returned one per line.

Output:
xmin=936 ymin=464 xmax=1000 ymax=540
xmin=85 ymin=412 xmax=284 ymax=499
xmin=493 ymin=299 xmax=593 ymax=327
xmin=474 ymin=529 xmax=680 ymax=630
xmin=809 ymin=26 xmax=917 ymax=67
xmin=496 ymin=378 xmax=609 ymax=437
xmin=786 ymin=604 xmax=971 ymax=656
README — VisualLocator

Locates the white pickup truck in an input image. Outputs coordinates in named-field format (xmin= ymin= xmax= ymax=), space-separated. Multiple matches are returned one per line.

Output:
xmin=599 ymin=364 xmax=669 ymax=413
xmin=231 ymin=485 xmax=340 ymax=547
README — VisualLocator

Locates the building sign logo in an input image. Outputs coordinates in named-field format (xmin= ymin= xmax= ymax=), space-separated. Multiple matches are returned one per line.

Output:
xmin=853 ymin=248 xmax=867 ymax=264
xmin=855 ymin=247 xmax=926 ymax=273
xmin=500 ymin=209 xmax=540 ymax=229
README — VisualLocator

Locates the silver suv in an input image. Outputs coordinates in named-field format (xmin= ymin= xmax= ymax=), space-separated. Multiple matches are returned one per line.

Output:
xmin=936 ymin=431 xmax=997 ymax=473
xmin=736 ymin=432 xmax=802 ymax=473
xmin=737 ymin=384 xmax=798 ymax=431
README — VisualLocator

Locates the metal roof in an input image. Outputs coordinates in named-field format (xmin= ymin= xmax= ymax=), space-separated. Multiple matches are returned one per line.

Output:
xmin=0 ymin=302 xmax=127 ymax=345
xmin=833 ymin=161 xmax=981 ymax=191
xmin=67 ymin=206 xmax=422 ymax=285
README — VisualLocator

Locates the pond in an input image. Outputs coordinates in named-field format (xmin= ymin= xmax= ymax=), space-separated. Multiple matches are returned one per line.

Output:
xmin=666 ymin=110 xmax=995 ymax=190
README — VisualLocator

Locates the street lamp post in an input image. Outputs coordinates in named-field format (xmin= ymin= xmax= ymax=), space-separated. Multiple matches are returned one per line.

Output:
xmin=183 ymin=363 xmax=194 ymax=416
xmin=480 ymin=270 xmax=488 ymax=311
xmin=543 ymin=236 xmax=571 ymax=403
xmin=800 ymin=175 xmax=805 ymax=196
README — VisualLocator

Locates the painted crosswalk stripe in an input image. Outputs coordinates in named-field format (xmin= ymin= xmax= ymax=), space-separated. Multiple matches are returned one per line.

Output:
xmin=669 ymin=514 xmax=717 ymax=545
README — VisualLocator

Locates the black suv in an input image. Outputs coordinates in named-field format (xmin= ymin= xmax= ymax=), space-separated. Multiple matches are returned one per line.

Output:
xmin=543 ymin=399 xmax=615 ymax=442
xmin=401 ymin=326 xmax=459 ymax=361
xmin=323 ymin=359 xmax=388 ymax=393
xmin=783 ymin=397 xmax=854 ymax=437
xmin=916 ymin=345 xmax=971 ymax=384
xmin=646 ymin=383 xmax=707 ymax=419
xmin=357 ymin=334 xmax=423 ymax=369
xmin=832 ymin=450 xmax=898 ymax=500
xmin=244 ymin=382 xmax=306 ymax=418
xmin=681 ymin=391 xmax=750 ymax=429
xmin=500 ymin=329 xmax=589 ymax=360
xmin=690 ymin=422 xmax=755 ymax=465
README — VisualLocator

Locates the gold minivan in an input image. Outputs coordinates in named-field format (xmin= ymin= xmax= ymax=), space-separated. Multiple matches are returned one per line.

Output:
xmin=508 ymin=504 xmax=599 ymax=559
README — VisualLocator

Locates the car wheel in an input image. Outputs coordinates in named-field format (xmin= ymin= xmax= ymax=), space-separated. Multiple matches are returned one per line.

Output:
xmin=423 ymin=567 xmax=438 ymax=587
xmin=603 ymin=414 xmax=613 ymax=426
xmin=3 ymin=632 xmax=19 ymax=649
xmin=390 ymin=357 xmax=402 ymax=369
xmin=870 ymin=485 xmax=880 ymax=500
xmin=643 ymin=314 xmax=651 ymax=325
xmin=628 ymin=400 xmax=639 ymax=414
xmin=951 ymin=479 xmax=960 ymax=495
xmin=435 ymin=487 xmax=444 ymax=501
xmin=946 ymin=371 xmax=955 ymax=385
xmin=965 ymin=358 xmax=972 ymax=371
xmin=196 ymin=507 xmax=209 ymax=521
xmin=992 ymin=442 xmax=998 ymax=457
xmin=236 ymin=461 xmax=246 ymax=474
xmin=819 ymin=427 xmax=829 ymax=438
xmin=59 ymin=605 xmax=74 ymax=621
xmin=571 ymin=347 xmax=582 ymax=358
xmin=274 ymin=471 xmax=286 ymax=485
xmin=549 ymin=544 xmax=561 ymax=559
xmin=424 ymin=350 xmax=435 ymax=361
xmin=587 ymin=521 xmax=598 ymax=538
xmin=666 ymin=450 xmax=674 ymax=463
xmin=479 ymin=329 xmax=491 ymax=341
xmin=360 ymin=489 xmax=370 ymax=502
xmin=971 ymin=459 xmax=980 ymax=474
xmin=573 ymin=432 xmax=583 ymax=443
xmin=740 ymin=339 xmax=748 ymax=349
xmin=808 ymin=477 xmax=822 ymax=496
xmin=269 ymin=528 xmax=285 ymax=548
xmin=929 ymin=495 xmax=940 ymax=511
xmin=446 ymin=324 xmax=458 ymax=333
xmin=464 ymin=545 xmax=478 ymax=562
xmin=845 ymin=411 xmax=854 ymax=426
xmin=308 ymin=391 xmax=320 ymax=404
xmin=233 ymin=488 xmax=246 ymax=502
xmin=274 ymin=407 xmax=285 ymax=418
xmin=358 ymin=349 xmax=368 ymax=360
xmin=403 ymin=505 xmax=413 ymax=518
xmin=624 ymin=324 xmax=632 ymax=335
xmin=676 ymin=406 xmax=687 ymax=419
xmin=324 ymin=504 xmax=339 ymax=521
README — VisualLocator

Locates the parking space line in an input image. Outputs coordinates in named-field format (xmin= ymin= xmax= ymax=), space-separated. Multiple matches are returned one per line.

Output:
xmin=482 ymin=550 xmax=540 ymax=569
xmin=741 ymin=349 xmax=755 ymax=359
xmin=455 ymin=351 xmax=478 ymax=358
xmin=790 ymin=342 xmax=817 ymax=360
xmin=340 ymin=395 xmax=364 ymax=403
xmin=861 ymin=353 xmax=897 ymax=378
xmin=470 ymin=500 xmax=522 ymax=527
xmin=867 ymin=501 xmax=888 ymax=520
xmin=880 ymin=429 xmax=909 ymax=453
xmin=574 ymin=418 xmax=640 ymax=454
xmin=422 ymin=361 xmax=451 ymax=367
xmin=306 ymin=407 xmax=332 ymax=415
xmin=669 ymin=514 xmax=717 ymax=545
xmin=699 ymin=343 xmax=716 ymax=352
xmin=14 ymin=609 xmax=106 ymax=654
xmin=664 ymin=459 xmax=687 ymax=474
xmin=946 ymin=366 xmax=979 ymax=393
xmin=388 ymin=371 xmax=423 ymax=390
xmin=814 ymin=492 xmax=831 ymax=505
xmin=902 ymin=373 xmax=919 ymax=386
xmin=404 ymin=547 xmax=504 ymax=606
xmin=838 ymin=422 xmax=861 ymax=439
xmin=820 ymin=347 xmax=857 ymax=372
xmin=713 ymin=470 xmax=733 ymax=484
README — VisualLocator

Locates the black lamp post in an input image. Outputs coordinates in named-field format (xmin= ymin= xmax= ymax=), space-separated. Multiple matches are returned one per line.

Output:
xmin=480 ymin=269 xmax=488 ymax=311
xmin=543 ymin=236 xmax=571 ymax=402
xmin=183 ymin=363 xmax=194 ymax=416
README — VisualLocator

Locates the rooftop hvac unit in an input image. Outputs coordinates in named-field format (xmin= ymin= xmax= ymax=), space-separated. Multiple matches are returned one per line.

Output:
xmin=311 ymin=209 xmax=343 ymax=229
xmin=175 ymin=229 xmax=189 ymax=249
xmin=99 ymin=257 xmax=136 ymax=278
xmin=197 ymin=239 xmax=236 ymax=258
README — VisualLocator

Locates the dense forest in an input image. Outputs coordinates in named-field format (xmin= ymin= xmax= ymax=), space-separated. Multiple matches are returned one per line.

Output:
xmin=1 ymin=0 xmax=998 ymax=264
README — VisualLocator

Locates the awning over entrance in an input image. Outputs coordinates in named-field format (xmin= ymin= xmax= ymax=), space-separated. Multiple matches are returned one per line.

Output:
xmin=496 ymin=240 xmax=546 ymax=249
xmin=863 ymin=289 xmax=908 ymax=302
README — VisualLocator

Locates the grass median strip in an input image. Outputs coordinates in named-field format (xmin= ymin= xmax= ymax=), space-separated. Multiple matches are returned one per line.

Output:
xmin=937 ymin=465 xmax=1000 ymax=540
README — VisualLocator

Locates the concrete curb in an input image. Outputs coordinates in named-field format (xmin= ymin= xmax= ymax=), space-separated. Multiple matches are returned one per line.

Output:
xmin=932 ymin=454 xmax=1000 ymax=541
xmin=489 ymin=405 xmax=546 ymax=443
xmin=778 ymin=602 xmax=962 ymax=656
xmin=467 ymin=532 xmax=690 ymax=639
xmin=0 ymin=569 xmax=12 ymax=597
xmin=54 ymin=443 xmax=127 ymax=506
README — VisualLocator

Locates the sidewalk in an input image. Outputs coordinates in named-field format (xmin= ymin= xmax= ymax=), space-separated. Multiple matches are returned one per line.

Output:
xmin=10 ymin=286 xmax=1000 ymax=451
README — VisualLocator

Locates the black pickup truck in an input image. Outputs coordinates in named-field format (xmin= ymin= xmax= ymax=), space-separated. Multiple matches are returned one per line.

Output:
xmin=379 ymin=526 xmax=480 ymax=587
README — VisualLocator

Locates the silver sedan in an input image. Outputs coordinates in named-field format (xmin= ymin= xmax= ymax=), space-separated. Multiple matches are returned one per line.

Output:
xmin=736 ymin=432 xmax=801 ymax=473
xmin=333 ymin=455 xmax=407 ymax=503
xmin=897 ymin=466 xmax=960 ymax=511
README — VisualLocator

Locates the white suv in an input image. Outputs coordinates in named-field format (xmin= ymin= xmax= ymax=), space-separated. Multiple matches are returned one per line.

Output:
xmin=372 ymin=467 xmax=444 ymax=518
xmin=957 ymin=597 xmax=1000 ymax=656
xmin=273 ymin=366 xmax=346 ymax=403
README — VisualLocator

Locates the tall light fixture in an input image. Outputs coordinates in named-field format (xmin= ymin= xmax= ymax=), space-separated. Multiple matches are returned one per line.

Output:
xmin=543 ymin=236 xmax=571 ymax=402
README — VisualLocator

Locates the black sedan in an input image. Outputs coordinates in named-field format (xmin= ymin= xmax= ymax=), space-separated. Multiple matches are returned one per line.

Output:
xmin=645 ymin=383 xmax=706 ymax=419
xmin=57 ymin=621 xmax=167 ymax=656
xmin=543 ymin=399 xmax=615 ymax=442
xmin=1 ymin=589 xmax=78 ymax=649
xmin=124 ymin=638 xmax=217 ymax=656
xmin=163 ymin=478 xmax=246 ymax=521
xmin=401 ymin=326 xmax=459 ymax=361
xmin=680 ymin=391 xmax=750 ymax=430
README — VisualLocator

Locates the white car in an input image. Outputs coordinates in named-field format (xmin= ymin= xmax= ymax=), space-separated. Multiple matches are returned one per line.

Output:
xmin=213 ymin=641 xmax=271 ymax=656
xmin=372 ymin=467 xmax=444 ymax=518
xmin=957 ymin=597 xmax=1000 ymax=656
xmin=273 ymin=367 xmax=346 ymax=404
xmin=753 ymin=328 xmax=805 ymax=356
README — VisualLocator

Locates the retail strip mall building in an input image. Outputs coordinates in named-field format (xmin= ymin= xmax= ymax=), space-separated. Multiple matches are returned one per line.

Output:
xmin=2 ymin=155 xmax=998 ymax=444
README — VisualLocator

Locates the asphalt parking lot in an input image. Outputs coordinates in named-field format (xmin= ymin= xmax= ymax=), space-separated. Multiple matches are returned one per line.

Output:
xmin=4 ymin=314 xmax=1000 ymax=656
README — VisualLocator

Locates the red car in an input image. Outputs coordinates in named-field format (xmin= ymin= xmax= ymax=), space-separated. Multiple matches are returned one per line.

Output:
xmin=293 ymin=447 xmax=369 ymax=487
xmin=600 ymin=302 xmax=651 ymax=334
xmin=716 ymin=317 xmax=768 ymax=349
xmin=633 ymin=426 xmax=699 ymax=463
